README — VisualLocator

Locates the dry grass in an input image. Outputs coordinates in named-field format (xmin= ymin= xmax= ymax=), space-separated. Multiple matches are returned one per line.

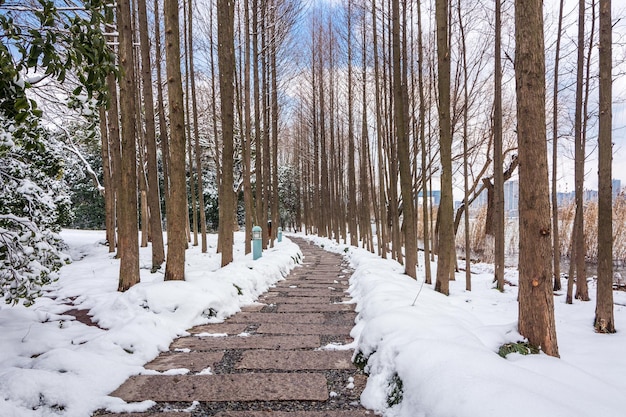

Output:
xmin=432 ymin=196 xmax=626 ymax=265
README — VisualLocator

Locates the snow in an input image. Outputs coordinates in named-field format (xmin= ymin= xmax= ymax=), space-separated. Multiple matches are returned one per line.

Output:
xmin=305 ymin=235 xmax=626 ymax=417
xmin=1 ymin=230 xmax=625 ymax=417
xmin=0 ymin=230 xmax=302 ymax=417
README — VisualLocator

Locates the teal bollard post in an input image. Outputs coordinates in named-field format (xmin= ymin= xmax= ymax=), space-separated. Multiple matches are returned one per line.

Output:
xmin=252 ymin=225 xmax=262 ymax=260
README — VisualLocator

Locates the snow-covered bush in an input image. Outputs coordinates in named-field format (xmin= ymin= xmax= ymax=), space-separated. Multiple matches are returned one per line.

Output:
xmin=0 ymin=117 xmax=71 ymax=306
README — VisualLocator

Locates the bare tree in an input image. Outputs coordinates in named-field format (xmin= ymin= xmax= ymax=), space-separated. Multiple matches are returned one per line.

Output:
xmin=217 ymin=0 xmax=236 ymax=266
xmin=164 ymin=0 xmax=188 ymax=281
xmin=595 ymin=0 xmax=615 ymax=333
xmin=435 ymin=0 xmax=455 ymax=294
xmin=116 ymin=0 xmax=140 ymax=291
xmin=515 ymin=0 xmax=559 ymax=357
xmin=138 ymin=0 xmax=165 ymax=269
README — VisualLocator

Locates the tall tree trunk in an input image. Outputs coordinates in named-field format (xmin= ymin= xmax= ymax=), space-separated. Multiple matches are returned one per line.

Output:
xmin=242 ymin=0 xmax=254 ymax=254
xmin=392 ymin=0 xmax=417 ymax=279
xmin=116 ymin=0 xmax=140 ymax=291
xmin=217 ymin=0 xmax=236 ymax=266
xmin=270 ymin=2 xmax=279 ymax=247
xmin=515 ymin=0 xmax=559 ymax=357
xmin=189 ymin=0 xmax=207 ymax=253
xmin=435 ymin=0 xmax=454 ymax=294
xmin=572 ymin=0 xmax=589 ymax=301
xmin=138 ymin=0 xmax=165 ymax=268
xmin=595 ymin=0 xmax=615 ymax=333
xmin=416 ymin=0 xmax=431 ymax=284
xmin=459 ymin=0 xmax=471 ymax=291
xmin=373 ymin=0 xmax=388 ymax=258
xmin=154 ymin=0 xmax=170 ymax=206
xmin=360 ymin=8 xmax=373 ymax=253
xmin=164 ymin=0 xmax=188 ymax=281
xmin=106 ymin=72 xmax=121 ymax=255
xmin=347 ymin=0 xmax=358 ymax=247
xmin=493 ymin=0 xmax=505 ymax=291
xmin=99 ymin=106 xmax=116 ymax=252
xmin=183 ymin=0 xmax=198 ymax=247
xmin=552 ymin=0 xmax=565 ymax=292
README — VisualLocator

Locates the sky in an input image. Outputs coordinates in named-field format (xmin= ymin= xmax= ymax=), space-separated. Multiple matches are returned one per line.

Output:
xmin=304 ymin=0 xmax=626 ymax=194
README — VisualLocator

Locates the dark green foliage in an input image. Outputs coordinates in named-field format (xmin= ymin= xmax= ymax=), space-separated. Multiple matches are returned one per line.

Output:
xmin=233 ymin=283 xmax=243 ymax=295
xmin=498 ymin=341 xmax=540 ymax=358
xmin=386 ymin=373 xmax=404 ymax=407
xmin=0 ymin=0 xmax=115 ymax=305
xmin=353 ymin=350 xmax=369 ymax=373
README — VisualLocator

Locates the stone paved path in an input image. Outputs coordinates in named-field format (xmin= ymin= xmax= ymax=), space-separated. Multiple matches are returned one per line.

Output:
xmin=97 ymin=238 xmax=372 ymax=417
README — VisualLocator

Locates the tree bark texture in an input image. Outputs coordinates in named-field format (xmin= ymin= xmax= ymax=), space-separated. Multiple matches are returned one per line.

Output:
xmin=515 ymin=0 xmax=559 ymax=357
xmin=164 ymin=0 xmax=188 ymax=281
xmin=116 ymin=0 xmax=140 ymax=291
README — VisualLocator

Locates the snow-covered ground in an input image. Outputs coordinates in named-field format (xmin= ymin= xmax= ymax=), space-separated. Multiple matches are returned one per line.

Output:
xmin=1 ymin=230 xmax=625 ymax=417
xmin=306 ymin=235 xmax=626 ymax=417
xmin=0 ymin=230 xmax=302 ymax=417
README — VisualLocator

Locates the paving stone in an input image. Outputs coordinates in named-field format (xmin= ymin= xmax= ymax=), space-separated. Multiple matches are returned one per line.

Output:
xmin=212 ymin=411 xmax=374 ymax=417
xmin=188 ymin=323 xmax=247 ymax=335
xmin=99 ymin=413 xmax=192 ymax=417
xmin=144 ymin=351 xmax=223 ymax=372
xmin=268 ymin=288 xmax=345 ymax=296
xmin=264 ymin=296 xmax=332 ymax=304
xmin=327 ymin=311 xmax=358 ymax=324
xmin=275 ymin=282 xmax=349 ymax=289
xmin=236 ymin=350 xmax=354 ymax=370
xmin=256 ymin=323 xmax=354 ymax=336
xmin=228 ymin=312 xmax=326 ymax=324
xmin=277 ymin=303 xmax=355 ymax=313
xmin=110 ymin=373 xmax=329 ymax=402
xmin=171 ymin=335 xmax=320 ymax=350
xmin=241 ymin=303 xmax=265 ymax=312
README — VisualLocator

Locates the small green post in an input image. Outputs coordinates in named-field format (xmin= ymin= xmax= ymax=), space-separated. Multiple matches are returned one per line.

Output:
xmin=277 ymin=227 xmax=283 ymax=242
xmin=252 ymin=225 xmax=262 ymax=260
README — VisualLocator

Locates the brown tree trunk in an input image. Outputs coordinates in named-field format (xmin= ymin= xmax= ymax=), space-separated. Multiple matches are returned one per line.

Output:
xmin=416 ymin=0 xmax=431 ymax=284
xmin=242 ymin=0 xmax=254 ymax=254
xmin=515 ymin=0 xmax=559 ymax=357
xmin=347 ymin=0 xmax=358 ymax=247
xmin=217 ymin=0 xmax=236 ymax=266
xmin=392 ymin=0 xmax=417 ymax=279
xmin=595 ymin=0 xmax=615 ymax=333
xmin=106 ymin=72 xmax=121 ymax=255
xmin=552 ymin=0 xmax=565 ymax=292
xmin=99 ymin=106 xmax=116 ymax=252
xmin=189 ymin=0 xmax=207 ymax=253
xmin=116 ymin=0 xmax=140 ymax=291
xmin=164 ymin=0 xmax=188 ymax=281
xmin=138 ymin=0 xmax=165 ymax=268
xmin=572 ymin=0 xmax=589 ymax=301
xmin=435 ymin=0 xmax=454 ymax=294
xmin=493 ymin=0 xmax=505 ymax=291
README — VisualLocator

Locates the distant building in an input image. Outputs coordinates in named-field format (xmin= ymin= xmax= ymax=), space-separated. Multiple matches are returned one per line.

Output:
xmin=504 ymin=180 xmax=519 ymax=217
xmin=584 ymin=189 xmax=598 ymax=202
xmin=613 ymin=179 xmax=621 ymax=200
xmin=417 ymin=190 xmax=441 ymax=206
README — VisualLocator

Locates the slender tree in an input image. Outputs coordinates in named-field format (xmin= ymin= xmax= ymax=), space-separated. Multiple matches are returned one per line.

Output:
xmin=116 ymin=0 xmax=140 ymax=291
xmin=493 ymin=0 xmax=505 ymax=291
xmin=392 ymin=0 xmax=417 ymax=279
xmin=138 ymin=0 xmax=165 ymax=269
xmin=552 ymin=0 xmax=565 ymax=292
xmin=595 ymin=0 xmax=615 ymax=333
xmin=164 ymin=0 xmax=188 ymax=281
xmin=515 ymin=0 xmax=559 ymax=357
xmin=435 ymin=0 xmax=454 ymax=294
xmin=217 ymin=0 xmax=236 ymax=266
